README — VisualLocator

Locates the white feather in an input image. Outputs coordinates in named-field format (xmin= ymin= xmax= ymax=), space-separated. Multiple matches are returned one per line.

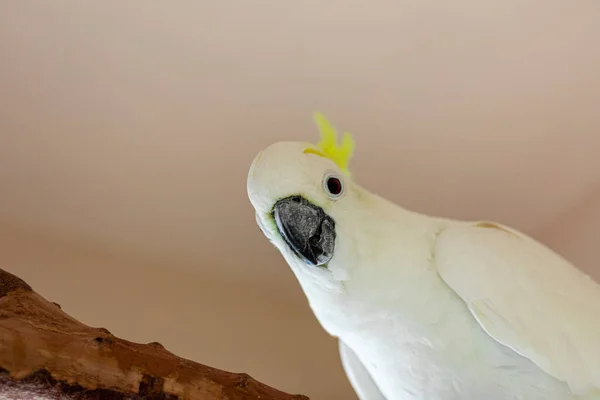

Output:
xmin=339 ymin=340 xmax=387 ymax=400
xmin=434 ymin=221 xmax=600 ymax=396
xmin=247 ymin=140 xmax=600 ymax=399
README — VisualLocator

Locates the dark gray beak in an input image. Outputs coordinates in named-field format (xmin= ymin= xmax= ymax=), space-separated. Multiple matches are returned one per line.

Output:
xmin=272 ymin=196 xmax=335 ymax=267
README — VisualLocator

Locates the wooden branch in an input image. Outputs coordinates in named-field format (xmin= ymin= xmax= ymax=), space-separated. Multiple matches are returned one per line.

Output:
xmin=0 ymin=268 xmax=309 ymax=400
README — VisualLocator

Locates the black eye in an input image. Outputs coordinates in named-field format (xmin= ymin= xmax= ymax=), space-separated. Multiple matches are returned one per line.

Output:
xmin=325 ymin=176 xmax=343 ymax=197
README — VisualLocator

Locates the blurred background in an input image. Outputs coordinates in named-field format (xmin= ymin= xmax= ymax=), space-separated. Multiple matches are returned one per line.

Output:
xmin=1 ymin=1 xmax=599 ymax=399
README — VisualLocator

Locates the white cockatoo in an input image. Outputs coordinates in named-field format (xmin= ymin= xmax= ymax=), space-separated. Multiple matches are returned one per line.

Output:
xmin=246 ymin=112 xmax=600 ymax=400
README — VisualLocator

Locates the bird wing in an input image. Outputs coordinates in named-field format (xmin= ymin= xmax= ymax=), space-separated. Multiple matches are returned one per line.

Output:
xmin=434 ymin=221 xmax=600 ymax=395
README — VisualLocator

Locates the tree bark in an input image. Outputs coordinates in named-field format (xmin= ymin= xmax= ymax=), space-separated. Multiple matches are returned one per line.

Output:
xmin=0 ymin=268 xmax=309 ymax=400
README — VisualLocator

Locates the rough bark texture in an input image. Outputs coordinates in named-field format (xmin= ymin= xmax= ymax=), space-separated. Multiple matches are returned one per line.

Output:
xmin=0 ymin=268 xmax=309 ymax=400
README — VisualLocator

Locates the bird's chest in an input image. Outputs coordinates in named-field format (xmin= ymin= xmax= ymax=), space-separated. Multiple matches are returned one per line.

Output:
xmin=299 ymin=260 xmax=574 ymax=399
xmin=339 ymin=308 xmax=484 ymax=399
xmin=333 ymin=299 xmax=573 ymax=400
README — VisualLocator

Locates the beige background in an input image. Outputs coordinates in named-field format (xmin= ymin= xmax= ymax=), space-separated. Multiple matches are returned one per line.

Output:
xmin=1 ymin=1 xmax=600 ymax=399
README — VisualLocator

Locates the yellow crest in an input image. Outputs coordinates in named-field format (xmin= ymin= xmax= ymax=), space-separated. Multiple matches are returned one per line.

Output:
xmin=304 ymin=112 xmax=355 ymax=176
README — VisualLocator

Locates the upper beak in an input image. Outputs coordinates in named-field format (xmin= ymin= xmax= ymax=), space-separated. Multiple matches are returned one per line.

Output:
xmin=272 ymin=196 xmax=336 ymax=267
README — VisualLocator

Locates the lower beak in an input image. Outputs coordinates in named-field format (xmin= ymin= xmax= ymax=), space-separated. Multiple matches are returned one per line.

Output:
xmin=272 ymin=196 xmax=335 ymax=267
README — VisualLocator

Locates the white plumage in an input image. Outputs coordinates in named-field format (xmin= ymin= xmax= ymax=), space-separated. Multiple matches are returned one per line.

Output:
xmin=435 ymin=222 xmax=600 ymax=396
xmin=247 ymin=140 xmax=600 ymax=400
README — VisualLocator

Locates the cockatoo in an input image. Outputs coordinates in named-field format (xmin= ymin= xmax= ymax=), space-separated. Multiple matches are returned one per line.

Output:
xmin=246 ymin=112 xmax=600 ymax=400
